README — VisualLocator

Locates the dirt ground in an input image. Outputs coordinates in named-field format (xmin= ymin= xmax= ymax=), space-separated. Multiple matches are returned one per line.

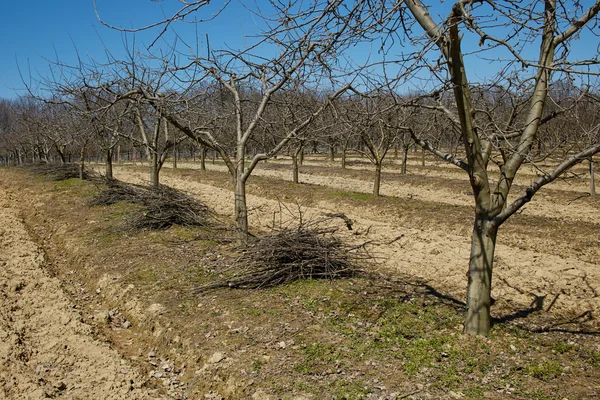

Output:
xmin=112 ymin=156 xmax=600 ymax=322
xmin=0 ymin=185 xmax=169 ymax=399
xmin=1 ymin=155 xmax=599 ymax=400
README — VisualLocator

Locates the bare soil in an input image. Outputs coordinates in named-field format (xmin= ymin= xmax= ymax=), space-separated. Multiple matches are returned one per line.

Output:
xmin=1 ymin=154 xmax=599 ymax=400
xmin=0 ymin=180 xmax=169 ymax=399
xmin=115 ymin=156 xmax=600 ymax=321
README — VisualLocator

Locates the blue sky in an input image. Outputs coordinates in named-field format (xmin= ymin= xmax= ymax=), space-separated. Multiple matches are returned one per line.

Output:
xmin=0 ymin=1 xmax=597 ymax=99
xmin=0 ymin=0 xmax=255 ymax=98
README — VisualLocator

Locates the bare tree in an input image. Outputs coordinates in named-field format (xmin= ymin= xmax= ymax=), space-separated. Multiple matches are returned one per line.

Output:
xmin=389 ymin=0 xmax=600 ymax=335
xmin=104 ymin=1 xmax=366 ymax=244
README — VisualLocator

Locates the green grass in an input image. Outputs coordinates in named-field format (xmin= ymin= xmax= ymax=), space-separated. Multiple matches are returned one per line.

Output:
xmin=524 ymin=360 xmax=563 ymax=382
xmin=331 ymin=190 xmax=376 ymax=201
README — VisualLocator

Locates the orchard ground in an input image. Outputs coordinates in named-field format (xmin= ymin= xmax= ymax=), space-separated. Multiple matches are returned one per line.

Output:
xmin=0 ymin=152 xmax=599 ymax=399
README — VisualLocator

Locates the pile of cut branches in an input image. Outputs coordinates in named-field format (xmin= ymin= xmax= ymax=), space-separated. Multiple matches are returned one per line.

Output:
xmin=196 ymin=220 xmax=369 ymax=292
xmin=26 ymin=163 xmax=93 ymax=181
xmin=90 ymin=179 xmax=213 ymax=231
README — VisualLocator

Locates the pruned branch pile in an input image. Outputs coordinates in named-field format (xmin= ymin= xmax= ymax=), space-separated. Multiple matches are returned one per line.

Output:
xmin=90 ymin=179 xmax=213 ymax=231
xmin=26 ymin=163 xmax=94 ymax=181
xmin=196 ymin=223 xmax=369 ymax=292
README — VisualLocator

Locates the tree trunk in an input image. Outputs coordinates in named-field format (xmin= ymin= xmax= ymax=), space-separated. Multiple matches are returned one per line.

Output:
xmin=401 ymin=145 xmax=410 ymax=175
xmin=329 ymin=144 xmax=335 ymax=161
xmin=341 ymin=146 xmax=347 ymax=169
xmin=590 ymin=157 xmax=596 ymax=197
xmin=299 ymin=147 xmax=304 ymax=165
xmin=200 ymin=147 xmax=206 ymax=171
xmin=131 ymin=140 xmax=137 ymax=165
xmin=105 ymin=149 xmax=113 ymax=179
xmin=292 ymin=154 xmax=299 ymax=184
xmin=79 ymin=147 xmax=85 ymax=180
xmin=234 ymin=175 xmax=249 ymax=246
xmin=172 ymin=146 xmax=178 ymax=169
xmin=373 ymin=161 xmax=382 ymax=196
xmin=117 ymin=144 xmax=122 ymax=165
xmin=150 ymin=152 xmax=159 ymax=189
xmin=464 ymin=217 xmax=498 ymax=336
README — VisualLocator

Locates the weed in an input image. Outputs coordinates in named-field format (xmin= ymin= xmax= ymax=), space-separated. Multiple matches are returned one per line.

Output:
xmin=552 ymin=341 xmax=574 ymax=354
xmin=331 ymin=190 xmax=375 ymax=201
xmin=464 ymin=385 xmax=487 ymax=399
xmin=524 ymin=360 xmax=563 ymax=382
xmin=251 ymin=358 xmax=266 ymax=372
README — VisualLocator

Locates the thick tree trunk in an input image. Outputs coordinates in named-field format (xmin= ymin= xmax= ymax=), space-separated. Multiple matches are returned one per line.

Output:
xmin=373 ymin=161 xmax=382 ymax=196
xmin=200 ymin=147 xmax=206 ymax=171
xmin=329 ymin=144 xmax=335 ymax=161
xmin=105 ymin=149 xmax=113 ymax=180
xmin=464 ymin=217 xmax=498 ymax=336
xmin=341 ymin=146 xmax=347 ymax=169
xmin=234 ymin=176 xmax=249 ymax=246
xmin=590 ymin=158 xmax=596 ymax=197
xmin=401 ymin=145 xmax=409 ymax=175
xmin=150 ymin=152 xmax=159 ymax=189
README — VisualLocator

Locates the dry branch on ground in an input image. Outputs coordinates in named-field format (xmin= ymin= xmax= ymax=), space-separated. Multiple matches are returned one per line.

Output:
xmin=196 ymin=219 xmax=370 ymax=292
xmin=90 ymin=179 xmax=213 ymax=231
xmin=25 ymin=163 xmax=94 ymax=181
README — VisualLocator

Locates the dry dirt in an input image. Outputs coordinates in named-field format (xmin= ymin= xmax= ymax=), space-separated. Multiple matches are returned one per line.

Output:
xmin=110 ymin=156 xmax=600 ymax=323
xmin=0 ymin=185 xmax=169 ymax=399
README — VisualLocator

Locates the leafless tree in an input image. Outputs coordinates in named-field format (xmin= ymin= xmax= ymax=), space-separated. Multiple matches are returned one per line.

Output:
xmin=380 ymin=0 xmax=600 ymax=335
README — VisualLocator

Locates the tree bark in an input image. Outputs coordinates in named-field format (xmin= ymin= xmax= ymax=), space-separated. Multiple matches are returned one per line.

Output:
xmin=464 ymin=217 xmax=498 ymax=336
xmin=329 ymin=143 xmax=335 ymax=161
xmin=234 ymin=175 xmax=249 ymax=246
xmin=341 ymin=146 xmax=347 ymax=169
xmin=105 ymin=148 xmax=113 ymax=180
xmin=150 ymin=151 xmax=160 ymax=189
xmin=591 ymin=158 xmax=596 ymax=197
xmin=401 ymin=145 xmax=410 ymax=175
xmin=373 ymin=161 xmax=382 ymax=196
xmin=79 ymin=147 xmax=85 ymax=180
xmin=200 ymin=146 xmax=206 ymax=171
xmin=292 ymin=154 xmax=299 ymax=184
xmin=172 ymin=145 xmax=178 ymax=169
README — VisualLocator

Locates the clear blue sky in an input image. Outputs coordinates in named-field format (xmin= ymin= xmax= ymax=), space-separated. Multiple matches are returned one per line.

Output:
xmin=0 ymin=1 xmax=597 ymax=99
xmin=0 ymin=0 xmax=257 ymax=98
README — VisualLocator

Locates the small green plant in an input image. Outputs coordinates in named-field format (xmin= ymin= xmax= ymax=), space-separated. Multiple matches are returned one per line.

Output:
xmin=252 ymin=358 xmax=267 ymax=372
xmin=331 ymin=190 xmax=374 ymax=201
xmin=524 ymin=360 xmax=563 ymax=382
xmin=552 ymin=341 xmax=574 ymax=354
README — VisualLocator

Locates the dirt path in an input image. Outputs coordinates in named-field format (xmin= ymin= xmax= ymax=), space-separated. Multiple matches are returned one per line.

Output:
xmin=0 ymin=186 xmax=168 ymax=399
xmin=111 ymin=167 xmax=600 ymax=324
xmin=171 ymin=160 xmax=600 ymax=225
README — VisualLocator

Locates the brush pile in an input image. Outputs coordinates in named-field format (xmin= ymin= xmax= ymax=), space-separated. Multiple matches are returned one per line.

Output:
xmin=26 ymin=163 xmax=93 ymax=181
xmin=196 ymin=221 xmax=369 ymax=292
xmin=90 ymin=179 xmax=212 ymax=231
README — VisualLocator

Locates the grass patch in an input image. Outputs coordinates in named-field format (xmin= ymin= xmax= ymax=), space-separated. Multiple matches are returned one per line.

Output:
xmin=331 ymin=190 xmax=376 ymax=201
